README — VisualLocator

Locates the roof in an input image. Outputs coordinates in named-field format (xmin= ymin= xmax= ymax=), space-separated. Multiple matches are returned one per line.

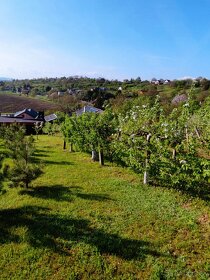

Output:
xmin=44 ymin=113 xmax=57 ymax=122
xmin=171 ymin=94 xmax=188 ymax=105
xmin=76 ymin=105 xmax=103 ymax=116
xmin=0 ymin=116 xmax=40 ymax=124
xmin=14 ymin=108 xmax=39 ymax=118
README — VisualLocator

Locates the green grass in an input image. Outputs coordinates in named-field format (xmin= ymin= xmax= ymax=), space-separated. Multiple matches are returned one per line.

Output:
xmin=0 ymin=135 xmax=209 ymax=279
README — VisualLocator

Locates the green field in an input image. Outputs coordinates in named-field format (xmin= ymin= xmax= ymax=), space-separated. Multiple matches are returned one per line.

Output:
xmin=0 ymin=136 xmax=209 ymax=279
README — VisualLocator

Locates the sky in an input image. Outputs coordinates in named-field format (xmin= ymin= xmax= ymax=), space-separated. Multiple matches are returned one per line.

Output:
xmin=1 ymin=0 xmax=210 ymax=80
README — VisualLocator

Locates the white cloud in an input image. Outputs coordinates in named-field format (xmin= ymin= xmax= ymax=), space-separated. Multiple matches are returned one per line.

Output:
xmin=178 ymin=76 xmax=195 ymax=80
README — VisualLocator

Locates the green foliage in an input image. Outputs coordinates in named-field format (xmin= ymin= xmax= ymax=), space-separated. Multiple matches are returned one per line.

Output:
xmin=113 ymin=93 xmax=210 ymax=191
xmin=114 ymin=97 xmax=162 ymax=171
xmin=43 ymin=122 xmax=60 ymax=136
xmin=61 ymin=90 xmax=210 ymax=191
xmin=3 ymin=124 xmax=26 ymax=159
xmin=0 ymin=153 xmax=3 ymax=192
xmin=4 ymin=158 xmax=43 ymax=189
xmin=200 ymin=78 xmax=210 ymax=90
xmin=61 ymin=110 xmax=117 ymax=161
xmin=2 ymin=125 xmax=43 ymax=188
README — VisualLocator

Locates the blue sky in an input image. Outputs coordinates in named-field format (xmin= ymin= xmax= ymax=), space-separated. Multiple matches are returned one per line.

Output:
xmin=1 ymin=0 xmax=210 ymax=80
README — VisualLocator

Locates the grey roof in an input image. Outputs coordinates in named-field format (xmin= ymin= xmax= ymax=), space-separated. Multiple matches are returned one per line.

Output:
xmin=171 ymin=94 xmax=188 ymax=105
xmin=44 ymin=113 xmax=57 ymax=122
xmin=0 ymin=116 xmax=39 ymax=124
xmin=76 ymin=105 xmax=103 ymax=116
xmin=14 ymin=108 xmax=39 ymax=118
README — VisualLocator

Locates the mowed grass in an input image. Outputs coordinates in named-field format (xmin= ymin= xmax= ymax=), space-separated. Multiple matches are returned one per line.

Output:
xmin=0 ymin=136 xmax=209 ymax=280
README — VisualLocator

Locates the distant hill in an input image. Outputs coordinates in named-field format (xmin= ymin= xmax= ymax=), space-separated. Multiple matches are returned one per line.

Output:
xmin=0 ymin=77 xmax=12 ymax=81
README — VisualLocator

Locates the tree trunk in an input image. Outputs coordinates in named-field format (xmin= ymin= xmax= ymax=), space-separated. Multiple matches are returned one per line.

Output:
xmin=25 ymin=180 xmax=29 ymax=189
xmin=195 ymin=127 xmax=201 ymax=139
xmin=69 ymin=143 xmax=73 ymax=152
xmin=99 ymin=150 xmax=104 ymax=166
xmin=143 ymin=133 xmax=151 ymax=185
xmin=144 ymin=158 xmax=149 ymax=184
xmin=185 ymin=127 xmax=189 ymax=149
xmin=63 ymin=140 xmax=66 ymax=150
xmin=91 ymin=150 xmax=98 ymax=161
xmin=172 ymin=148 xmax=176 ymax=159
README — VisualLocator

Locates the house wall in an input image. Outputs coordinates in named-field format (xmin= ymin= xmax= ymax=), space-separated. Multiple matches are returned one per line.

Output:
xmin=16 ymin=113 xmax=34 ymax=120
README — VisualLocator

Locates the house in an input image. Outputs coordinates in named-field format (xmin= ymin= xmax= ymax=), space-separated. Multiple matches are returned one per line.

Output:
xmin=14 ymin=108 xmax=44 ymax=120
xmin=0 ymin=108 xmax=45 ymax=133
xmin=164 ymin=79 xmax=171 ymax=85
xmin=75 ymin=105 xmax=103 ymax=116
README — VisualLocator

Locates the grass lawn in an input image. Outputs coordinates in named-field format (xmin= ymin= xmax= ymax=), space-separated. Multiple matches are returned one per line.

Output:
xmin=0 ymin=135 xmax=209 ymax=279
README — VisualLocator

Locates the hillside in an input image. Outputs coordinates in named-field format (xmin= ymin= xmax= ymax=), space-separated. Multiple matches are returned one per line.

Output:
xmin=0 ymin=135 xmax=209 ymax=279
xmin=1 ymin=77 xmax=209 ymax=113
xmin=0 ymin=92 xmax=60 ymax=113
xmin=0 ymin=77 xmax=12 ymax=81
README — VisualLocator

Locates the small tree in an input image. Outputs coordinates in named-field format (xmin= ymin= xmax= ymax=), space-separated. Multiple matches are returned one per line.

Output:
xmin=61 ymin=115 xmax=78 ymax=152
xmin=34 ymin=121 xmax=43 ymax=139
xmin=3 ymin=124 xmax=26 ymax=159
xmin=3 ymin=125 xmax=43 ymax=188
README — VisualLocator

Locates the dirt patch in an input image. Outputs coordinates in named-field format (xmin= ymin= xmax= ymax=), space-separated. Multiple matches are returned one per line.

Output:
xmin=181 ymin=203 xmax=192 ymax=210
xmin=0 ymin=93 xmax=60 ymax=113
xmin=197 ymin=214 xmax=209 ymax=226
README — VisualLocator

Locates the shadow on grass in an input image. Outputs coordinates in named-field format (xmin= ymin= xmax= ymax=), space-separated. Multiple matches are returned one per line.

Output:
xmin=76 ymin=193 xmax=112 ymax=201
xmin=152 ymin=181 xmax=210 ymax=202
xmin=172 ymin=184 xmax=210 ymax=202
xmin=34 ymin=150 xmax=50 ymax=158
xmin=182 ymin=183 xmax=210 ymax=202
xmin=19 ymin=185 xmax=74 ymax=202
xmin=0 ymin=205 xmax=162 ymax=260
xmin=19 ymin=185 xmax=112 ymax=202
xmin=33 ymin=158 xmax=73 ymax=166
xmin=33 ymin=149 xmax=72 ymax=166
